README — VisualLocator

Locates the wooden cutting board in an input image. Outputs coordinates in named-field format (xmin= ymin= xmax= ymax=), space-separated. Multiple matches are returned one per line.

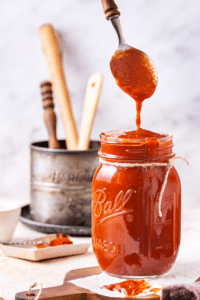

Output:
xmin=15 ymin=266 xmax=160 ymax=300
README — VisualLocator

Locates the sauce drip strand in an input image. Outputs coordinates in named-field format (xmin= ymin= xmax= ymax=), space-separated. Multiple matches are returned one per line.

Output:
xmin=110 ymin=49 xmax=157 ymax=128
xmin=101 ymin=280 xmax=161 ymax=298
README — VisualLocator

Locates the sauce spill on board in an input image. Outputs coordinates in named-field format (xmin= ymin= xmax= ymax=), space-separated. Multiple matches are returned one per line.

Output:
xmin=101 ymin=279 xmax=161 ymax=298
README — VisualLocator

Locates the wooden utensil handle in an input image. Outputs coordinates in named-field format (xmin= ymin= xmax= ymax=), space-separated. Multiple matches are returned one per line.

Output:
xmin=77 ymin=73 xmax=103 ymax=150
xmin=101 ymin=0 xmax=120 ymax=20
xmin=41 ymin=81 xmax=60 ymax=149
xmin=39 ymin=24 xmax=78 ymax=150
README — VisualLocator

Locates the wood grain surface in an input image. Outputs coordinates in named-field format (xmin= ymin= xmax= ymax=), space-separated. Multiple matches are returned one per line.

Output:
xmin=15 ymin=266 xmax=160 ymax=300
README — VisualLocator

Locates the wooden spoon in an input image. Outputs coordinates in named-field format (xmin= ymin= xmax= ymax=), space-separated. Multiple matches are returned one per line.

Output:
xmin=77 ymin=73 xmax=103 ymax=150
xmin=40 ymin=81 xmax=60 ymax=149
xmin=101 ymin=0 xmax=158 ymax=128
xmin=39 ymin=24 xmax=78 ymax=150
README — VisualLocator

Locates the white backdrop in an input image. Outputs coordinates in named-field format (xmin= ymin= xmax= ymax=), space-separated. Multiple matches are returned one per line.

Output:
xmin=0 ymin=0 xmax=199 ymax=207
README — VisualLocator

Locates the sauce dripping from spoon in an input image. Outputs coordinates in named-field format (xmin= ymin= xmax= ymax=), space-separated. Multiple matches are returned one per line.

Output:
xmin=110 ymin=48 xmax=157 ymax=128
xmin=100 ymin=0 xmax=158 ymax=129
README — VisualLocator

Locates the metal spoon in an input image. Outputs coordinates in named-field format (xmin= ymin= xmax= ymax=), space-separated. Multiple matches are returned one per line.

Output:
xmin=0 ymin=234 xmax=70 ymax=247
xmin=0 ymin=240 xmax=47 ymax=246
xmin=101 ymin=0 xmax=158 ymax=104
xmin=110 ymin=16 xmax=132 ymax=51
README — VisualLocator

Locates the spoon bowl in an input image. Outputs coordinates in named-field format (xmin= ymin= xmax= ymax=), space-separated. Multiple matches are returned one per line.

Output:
xmin=110 ymin=16 xmax=158 ymax=102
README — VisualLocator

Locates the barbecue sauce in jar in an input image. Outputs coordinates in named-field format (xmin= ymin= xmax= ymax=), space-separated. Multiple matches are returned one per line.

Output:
xmin=92 ymin=129 xmax=181 ymax=277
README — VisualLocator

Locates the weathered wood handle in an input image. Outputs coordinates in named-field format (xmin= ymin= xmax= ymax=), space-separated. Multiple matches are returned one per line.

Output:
xmin=101 ymin=0 xmax=120 ymax=20
xmin=39 ymin=24 xmax=78 ymax=150
xmin=15 ymin=267 xmax=102 ymax=300
xmin=40 ymin=81 xmax=60 ymax=149
xmin=77 ymin=73 xmax=103 ymax=150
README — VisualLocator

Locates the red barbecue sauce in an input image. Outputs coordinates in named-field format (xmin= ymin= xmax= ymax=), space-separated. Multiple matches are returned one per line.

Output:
xmin=36 ymin=237 xmax=73 ymax=249
xmin=102 ymin=280 xmax=151 ymax=297
xmin=92 ymin=42 xmax=180 ymax=277
xmin=102 ymin=280 xmax=161 ymax=298
xmin=92 ymin=129 xmax=181 ymax=276
xmin=110 ymin=49 xmax=157 ymax=128
xmin=36 ymin=244 xmax=48 ymax=249
xmin=49 ymin=237 xmax=73 ymax=246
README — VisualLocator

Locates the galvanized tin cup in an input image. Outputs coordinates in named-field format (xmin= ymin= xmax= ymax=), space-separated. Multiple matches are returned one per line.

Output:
xmin=30 ymin=140 xmax=100 ymax=226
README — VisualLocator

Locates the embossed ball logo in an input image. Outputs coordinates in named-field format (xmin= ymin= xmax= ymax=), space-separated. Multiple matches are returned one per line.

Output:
xmin=93 ymin=188 xmax=134 ymax=224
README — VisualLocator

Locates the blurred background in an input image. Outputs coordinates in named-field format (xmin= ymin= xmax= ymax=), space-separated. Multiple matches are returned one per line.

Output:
xmin=0 ymin=0 xmax=199 ymax=207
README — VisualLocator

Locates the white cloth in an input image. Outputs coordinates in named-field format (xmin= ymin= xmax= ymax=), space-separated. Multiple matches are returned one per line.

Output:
xmin=70 ymin=242 xmax=200 ymax=298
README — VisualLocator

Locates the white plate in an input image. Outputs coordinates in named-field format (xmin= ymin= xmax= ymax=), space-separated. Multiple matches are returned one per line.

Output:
xmin=0 ymin=234 xmax=91 ymax=261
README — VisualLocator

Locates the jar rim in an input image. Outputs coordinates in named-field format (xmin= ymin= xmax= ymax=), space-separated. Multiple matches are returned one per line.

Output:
xmin=99 ymin=129 xmax=175 ymax=163
xmin=100 ymin=129 xmax=172 ymax=145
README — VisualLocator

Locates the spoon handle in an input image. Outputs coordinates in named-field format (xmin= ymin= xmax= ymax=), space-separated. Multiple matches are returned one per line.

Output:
xmin=39 ymin=24 xmax=78 ymax=150
xmin=77 ymin=73 xmax=103 ymax=150
xmin=0 ymin=240 xmax=44 ymax=246
xmin=101 ymin=0 xmax=120 ymax=20
xmin=40 ymin=81 xmax=60 ymax=149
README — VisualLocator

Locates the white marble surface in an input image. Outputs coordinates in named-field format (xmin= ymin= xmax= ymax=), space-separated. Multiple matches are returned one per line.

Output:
xmin=0 ymin=224 xmax=96 ymax=300
xmin=0 ymin=201 xmax=200 ymax=300
xmin=0 ymin=1 xmax=200 ymax=204
xmin=0 ymin=199 xmax=97 ymax=300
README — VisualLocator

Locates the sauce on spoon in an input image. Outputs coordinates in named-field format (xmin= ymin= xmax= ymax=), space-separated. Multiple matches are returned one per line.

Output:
xmin=110 ymin=48 xmax=157 ymax=128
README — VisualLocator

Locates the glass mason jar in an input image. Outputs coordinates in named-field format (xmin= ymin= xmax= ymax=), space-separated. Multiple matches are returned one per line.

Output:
xmin=92 ymin=129 xmax=181 ymax=278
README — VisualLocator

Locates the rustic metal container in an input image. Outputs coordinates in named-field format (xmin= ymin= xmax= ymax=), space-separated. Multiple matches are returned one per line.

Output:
xmin=30 ymin=140 xmax=100 ymax=226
